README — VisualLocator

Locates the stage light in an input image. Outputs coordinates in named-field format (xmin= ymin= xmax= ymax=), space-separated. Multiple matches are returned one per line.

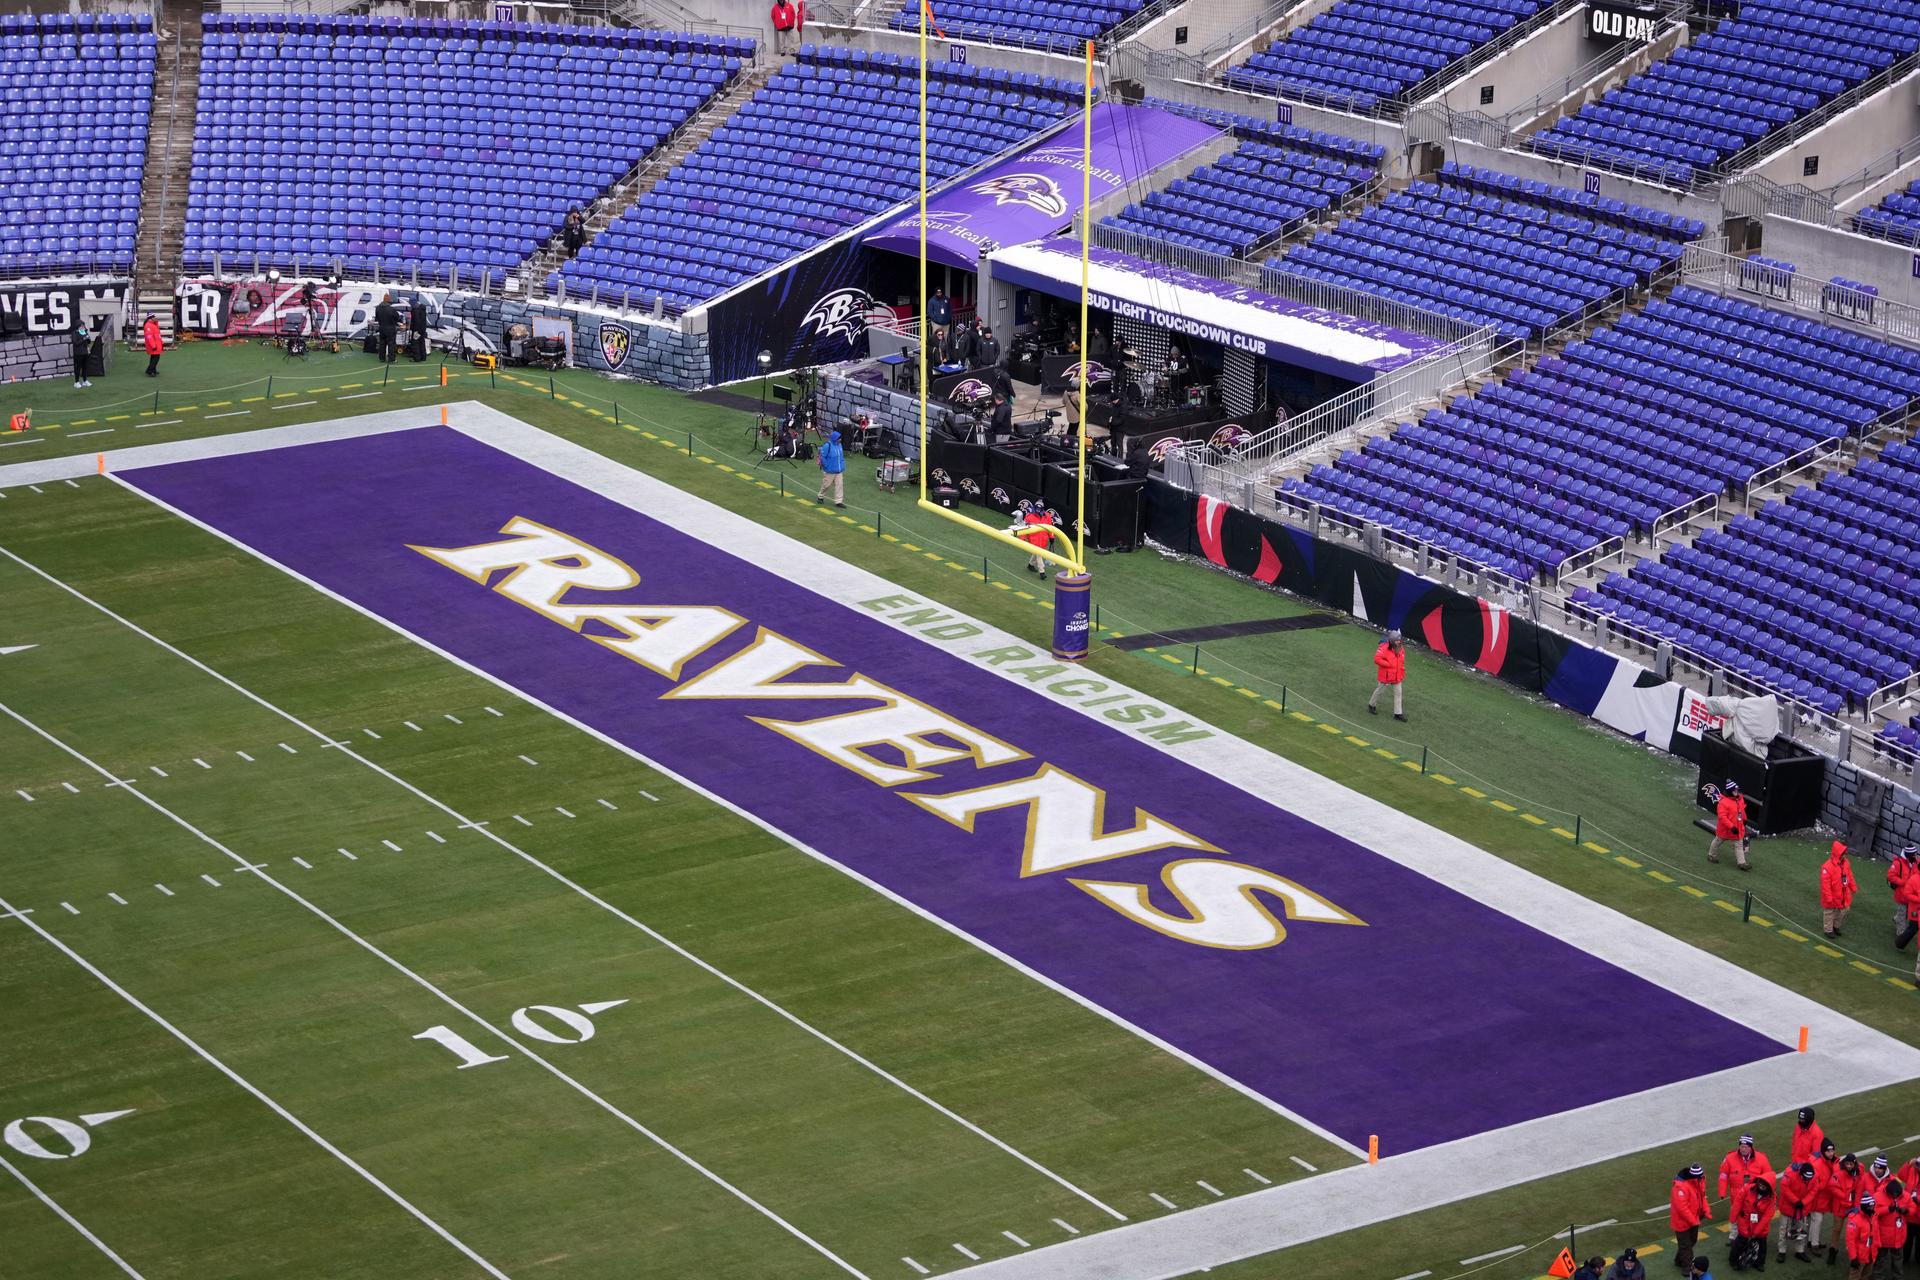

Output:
xmin=757 ymin=349 xmax=773 ymax=371
xmin=267 ymin=268 xmax=281 ymax=283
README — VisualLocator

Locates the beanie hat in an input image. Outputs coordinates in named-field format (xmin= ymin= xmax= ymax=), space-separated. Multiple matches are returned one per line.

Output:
xmin=1874 ymin=1156 xmax=1890 ymax=1172
xmin=1739 ymin=1134 xmax=1754 ymax=1147
xmin=1688 ymin=1163 xmax=1705 ymax=1177
xmin=1864 ymin=1194 xmax=1878 ymax=1209
xmin=1800 ymin=1163 xmax=1818 ymax=1180
xmin=1800 ymin=1107 xmax=1816 ymax=1125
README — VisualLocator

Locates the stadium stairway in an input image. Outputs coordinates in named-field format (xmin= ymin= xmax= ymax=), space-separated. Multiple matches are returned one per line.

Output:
xmin=131 ymin=1 xmax=206 ymax=336
xmin=519 ymin=54 xmax=786 ymax=298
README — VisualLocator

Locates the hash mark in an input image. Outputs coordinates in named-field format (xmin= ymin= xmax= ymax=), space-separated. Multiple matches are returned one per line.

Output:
xmin=554 ymin=806 xmax=574 ymax=818
xmin=1245 ymin=1168 xmax=1271 ymax=1185
xmin=153 ymin=883 xmax=173 ymax=897
xmin=193 ymin=758 xmax=210 ymax=769
xmin=381 ymin=840 xmax=402 ymax=852
xmin=278 ymin=742 xmax=297 ymax=753
xmin=1053 ymin=1218 xmax=1080 ymax=1235
xmin=200 ymin=874 xmax=221 ymax=888
xmin=1149 ymin=1193 xmax=1176 ymax=1210
xmin=1197 ymin=1180 xmax=1222 ymax=1197
xmin=639 ymin=790 xmax=659 ymax=802
xmin=363 ymin=728 xmax=381 ymax=740
xmin=426 ymin=831 xmax=445 ymax=843
xmin=13 ymin=789 xmax=29 ymax=802
xmin=60 ymin=902 xmax=77 ymax=915
xmin=1288 ymin=1156 xmax=1316 ymax=1172
xmin=149 ymin=765 xmax=168 ymax=778
xmin=597 ymin=798 xmax=618 ymax=810
xmin=235 ymin=750 xmax=253 ymax=762
xmin=444 ymin=714 xmax=462 ymax=724
xmin=518 ymin=754 xmax=538 ymax=766
xmin=902 ymin=1262 xmax=929 ymax=1276
xmin=512 ymin=814 xmax=532 ymax=827
xmin=484 ymin=706 xmax=502 ymax=717
xmin=1002 ymin=1231 xmax=1029 ymax=1248
xmin=337 ymin=848 xmax=358 ymax=861
xmin=404 ymin=721 xmax=421 ymax=732
xmin=61 ymin=782 xmax=78 ymax=794
xmin=109 ymin=893 xmax=127 ymax=905
xmin=293 ymin=857 xmax=312 ymax=869
xmin=953 ymin=1244 xmax=979 ymax=1261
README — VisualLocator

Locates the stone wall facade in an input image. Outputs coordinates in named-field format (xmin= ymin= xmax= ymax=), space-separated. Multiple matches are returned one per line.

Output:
xmin=438 ymin=292 xmax=710 ymax=389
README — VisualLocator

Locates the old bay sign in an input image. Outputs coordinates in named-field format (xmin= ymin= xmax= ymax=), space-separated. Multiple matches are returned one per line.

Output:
xmin=414 ymin=518 xmax=1364 ymax=951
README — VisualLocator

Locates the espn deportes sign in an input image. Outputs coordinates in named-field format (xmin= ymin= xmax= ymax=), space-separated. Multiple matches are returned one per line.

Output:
xmin=1585 ymin=0 xmax=1657 ymax=42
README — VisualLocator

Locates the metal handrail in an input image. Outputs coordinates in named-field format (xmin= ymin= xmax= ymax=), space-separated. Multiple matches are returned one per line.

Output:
xmin=1721 ymin=49 xmax=1920 ymax=177
xmin=1554 ymin=534 xmax=1625 ymax=586
xmin=1680 ymin=242 xmax=1920 ymax=348
xmin=147 ymin=19 xmax=185 ymax=284
xmin=1098 ymin=0 xmax=1190 ymax=52
xmin=1651 ymin=491 xmax=1719 ymax=543
xmin=1405 ymin=0 xmax=1582 ymax=105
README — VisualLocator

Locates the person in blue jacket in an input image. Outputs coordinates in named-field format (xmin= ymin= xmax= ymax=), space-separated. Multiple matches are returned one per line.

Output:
xmin=927 ymin=287 xmax=952 ymax=348
xmin=816 ymin=428 xmax=846 ymax=507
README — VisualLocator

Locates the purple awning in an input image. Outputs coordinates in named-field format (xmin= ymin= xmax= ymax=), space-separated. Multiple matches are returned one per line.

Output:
xmin=862 ymin=102 xmax=1224 ymax=272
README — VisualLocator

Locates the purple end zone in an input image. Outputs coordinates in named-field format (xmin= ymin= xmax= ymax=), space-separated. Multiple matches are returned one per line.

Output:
xmin=123 ymin=430 xmax=1785 ymax=1152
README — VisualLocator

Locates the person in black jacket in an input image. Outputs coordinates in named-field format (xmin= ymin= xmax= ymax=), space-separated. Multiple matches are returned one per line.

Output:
xmin=971 ymin=318 xmax=1000 ymax=370
xmin=408 ymin=299 xmax=428 ymax=362
xmin=944 ymin=320 xmax=973 ymax=369
xmin=373 ymin=294 xmax=400 ymax=363
xmin=988 ymin=389 xmax=1012 ymax=438
xmin=71 ymin=320 xmax=94 ymax=389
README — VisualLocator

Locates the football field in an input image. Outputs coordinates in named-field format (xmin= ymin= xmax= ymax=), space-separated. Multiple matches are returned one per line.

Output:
xmin=2 ymin=402 xmax=1917 ymax=1280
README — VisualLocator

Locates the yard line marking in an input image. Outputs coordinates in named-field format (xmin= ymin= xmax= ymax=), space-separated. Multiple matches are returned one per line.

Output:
xmin=0 ymin=1149 xmax=146 ymax=1278
xmin=1459 ymin=1245 xmax=1524 ymax=1265
xmin=337 ymin=391 xmax=381 ymax=401
xmin=597 ymin=798 xmax=618 ymax=810
xmin=1003 ymin=1231 xmax=1030 ymax=1247
xmin=1577 ymin=1218 xmax=1618 ymax=1231
xmin=204 ymin=410 xmax=251 ymax=420
xmin=953 ymin=1244 xmax=979 ymax=1260
xmin=0 ymin=708 xmax=868 ymax=1280
xmin=69 ymin=429 xmax=113 ymax=439
xmin=1646 ymin=1205 xmax=1668 ymax=1215
xmin=381 ymin=840 xmax=402 ymax=852
xmin=0 ymin=895 xmax=508 ymax=1278
xmin=193 ymin=758 xmax=210 ymax=769
xmin=153 ymin=883 xmax=173 ymax=897
xmin=903 ymin=1261 xmax=928 ymax=1276
xmin=59 ymin=902 xmax=77 ymax=915
xmin=336 ymin=847 xmax=358 ymax=861
xmin=277 ymin=400 xmax=317 ymax=409
xmin=108 ymin=893 xmax=127 ymax=905
xmin=200 ymin=874 xmax=220 ymax=888
xmin=137 ymin=419 xmax=182 ymax=428
xmin=1859 ymin=1146 xmax=1881 ymax=1157
xmin=1197 ymin=1181 xmax=1223 ymax=1197
xmin=1244 ymin=1169 xmax=1271 ymax=1185
xmin=235 ymin=750 xmax=253 ymax=762
xmin=426 ymin=830 xmax=445 ymax=843
xmin=554 ymin=806 xmax=574 ymax=818
xmin=518 ymin=754 xmax=538 ymax=766
xmin=1149 ymin=1193 xmax=1177 ymax=1210
xmin=1054 ymin=1218 xmax=1080 ymax=1235
xmin=8 ymin=535 xmax=1135 ymax=1221
xmin=292 ymin=857 xmax=312 ymax=869
xmin=1288 ymin=1156 xmax=1316 ymax=1172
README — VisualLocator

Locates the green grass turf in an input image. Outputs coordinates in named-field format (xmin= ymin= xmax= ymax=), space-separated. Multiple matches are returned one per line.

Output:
xmin=3 ymin=344 xmax=1919 ymax=1278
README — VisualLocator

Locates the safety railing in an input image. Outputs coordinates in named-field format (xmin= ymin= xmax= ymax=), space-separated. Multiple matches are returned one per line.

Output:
xmin=1871 ymin=673 xmax=1917 ymax=717
xmin=1258 ymin=262 xmax=1493 ymax=346
xmin=1651 ymin=491 xmax=1719 ymax=544
xmin=1551 ymin=535 xmax=1626 ymax=587
xmin=1098 ymin=0 xmax=1189 ymax=51
xmin=1503 ymin=0 xmax=1689 ymax=135
xmin=1721 ymin=50 xmax=1920 ymax=177
xmin=1198 ymin=0 xmax=1316 ymax=69
xmin=1405 ymin=0 xmax=1581 ymax=105
xmin=0 ymin=258 xmax=136 ymax=284
xmin=1737 ymin=437 xmax=1843 ymax=512
xmin=1681 ymin=242 xmax=1920 ymax=347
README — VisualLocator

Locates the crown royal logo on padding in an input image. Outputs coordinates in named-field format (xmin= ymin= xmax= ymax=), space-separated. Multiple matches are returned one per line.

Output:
xmin=599 ymin=322 xmax=631 ymax=372
xmin=968 ymin=173 xmax=1068 ymax=218
xmin=799 ymin=288 xmax=874 ymax=346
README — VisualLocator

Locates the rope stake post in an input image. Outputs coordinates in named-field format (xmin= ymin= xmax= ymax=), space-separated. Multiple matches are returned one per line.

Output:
xmin=1192 ymin=645 xmax=1200 ymax=674
xmin=1743 ymin=890 xmax=1752 ymax=921
xmin=1575 ymin=814 xmax=1583 ymax=844
xmin=1420 ymin=746 xmax=1429 ymax=775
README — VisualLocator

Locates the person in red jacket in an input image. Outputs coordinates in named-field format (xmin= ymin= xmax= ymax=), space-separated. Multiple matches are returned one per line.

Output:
xmin=1824 ymin=841 xmax=1859 ymax=938
xmin=1896 ymin=1160 xmax=1920 ymax=1266
xmin=1792 ymin=1108 xmax=1827 ymax=1166
xmin=1877 ymin=1180 xmax=1909 ymax=1280
xmin=1780 ymin=1162 xmax=1819 ymax=1263
xmin=1899 ymin=870 xmax=1920 ymax=986
xmin=141 ymin=314 xmax=164 ymax=377
xmin=1871 ymin=1156 xmax=1895 ymax=1202
xmin=1722 ymin=1134 xmax=1776 ymax=1202
xmin=1851 ymin=1195 xmax=1883 ymax=1280
xmin=1890 ymin=845 xmax=1920 ymax=947
xmin=1831 ymin=1154 xmax=1873 ymax=1264
xmin=1813 ymin=1139 xmax=1843 ymax=1258
xmin=1674 ymin=1163 xmax=1710 ymax=1271
xmin=1708 ymin=779 xmax=1751 ymax=870
xmin=769 ymin=0 xmax=797 ymax=54
xmin=1368 ymin=629 xmax=1407 ymax=722
xmin=1732 ymin=1175 xmax=1776 ymax=1270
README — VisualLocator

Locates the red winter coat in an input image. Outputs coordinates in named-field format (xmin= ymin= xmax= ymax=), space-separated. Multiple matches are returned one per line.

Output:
xmin=1671 ymin=1176 xmax=1707 ymax=1231
xmin=1716 ymin=793 xmax=1747 ymax=839
xmin=1899 ymin=1163 xmax=1920 ymax=1224
xmin=1825 ymin=1163 xmax=1870 ymax=1217
xmin=1848 ymin=1208 xmax=1881 ymax=1265
xmin=770 ymin=0 xmax=796 ymax=29
xmin=1720 ymin=1147 xmax=1775 ymax=1199
xmin=142 ymin=317 xmax=163 ymax=355
xmin=1374 ymin=641 xmax=1405 ymax=685
xmin=1791 ymin=1121 xmax=1826 ymax=1166
xmin=1899 ymin=875 xmax=1920 ymax=924
xmin=1878 ymin=1203 xmax=1910 ymax=1252
xmin=1733 ymin=1183 xmax=1777 ymax=1239
xmin=1821 ymin=844 xmax=1858 ymax=909
xmin=1778 ymin=1168 xmax=1817 ymax=1219
xmin=1019 ymin=508 xmax=1053 ymax=549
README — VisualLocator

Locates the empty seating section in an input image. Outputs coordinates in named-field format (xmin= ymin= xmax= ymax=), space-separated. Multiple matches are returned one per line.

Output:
xmin=1270 ymin=169 xmax=1693 ymax=343
xmin=1224 ymin=0 xmax=1550 ymax=113
xmin=1567 ymin=290 xmax=1920 ymax=711
xmin=561 ymin=46 xmax=1080 ymax=312
xmin=0 ymin=14 xmax=154 ymax=275
xmin=886 ymin=0 xmax=1144 ymax=54
xmin=1852 ymin=178 xmax=1920 ymax=246
xmin=1534 ymin=0 xmax=1920 ymax=186
xmin=1099 ymin=141 xmax=1374 ymax=256
xmin=1278 ymin=287 xmax=1916 ymax=588
xmin=185 ymin=15 xmax=746 ymax=279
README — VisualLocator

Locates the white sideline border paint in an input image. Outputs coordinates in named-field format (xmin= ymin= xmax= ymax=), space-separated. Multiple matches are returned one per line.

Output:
xmin=0 ymin=703 xmax=865 ymax=1280
xmin=0 ymin=898 xmax=503 ymax=1280
xmin=0 ymin=1148 xmax=146 ymax=1278
xmin=52 ymin=405 xmax=1920 ymax=1276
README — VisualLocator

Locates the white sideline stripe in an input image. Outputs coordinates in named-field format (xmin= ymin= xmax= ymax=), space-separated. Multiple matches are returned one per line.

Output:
xmin=0 ymin=1149 xmax=146 ymax=1278
xmin=1288 ymin=1157 xmax=1315 ymax=1173
xmin=0 ymin=894 xmax=507 ymax=1278
xmin=1459 ymin=1246 xmax=1523 ymax=1265
xmin=9 ymin=518 xmax=1132 ymax=1226
xmin=903 ymin=1261 xmax=928 ymax=1276
xmin=1149 ymin=1194 xmax=1176 ymax=1210
xmin=0 ymin=701 xmax=867 ymax=1280
xmin=1244 ymin=1170 xmax=1270 ymax=1186
xmin=1577 ymin=1219 xmax=1617 ymax=1231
